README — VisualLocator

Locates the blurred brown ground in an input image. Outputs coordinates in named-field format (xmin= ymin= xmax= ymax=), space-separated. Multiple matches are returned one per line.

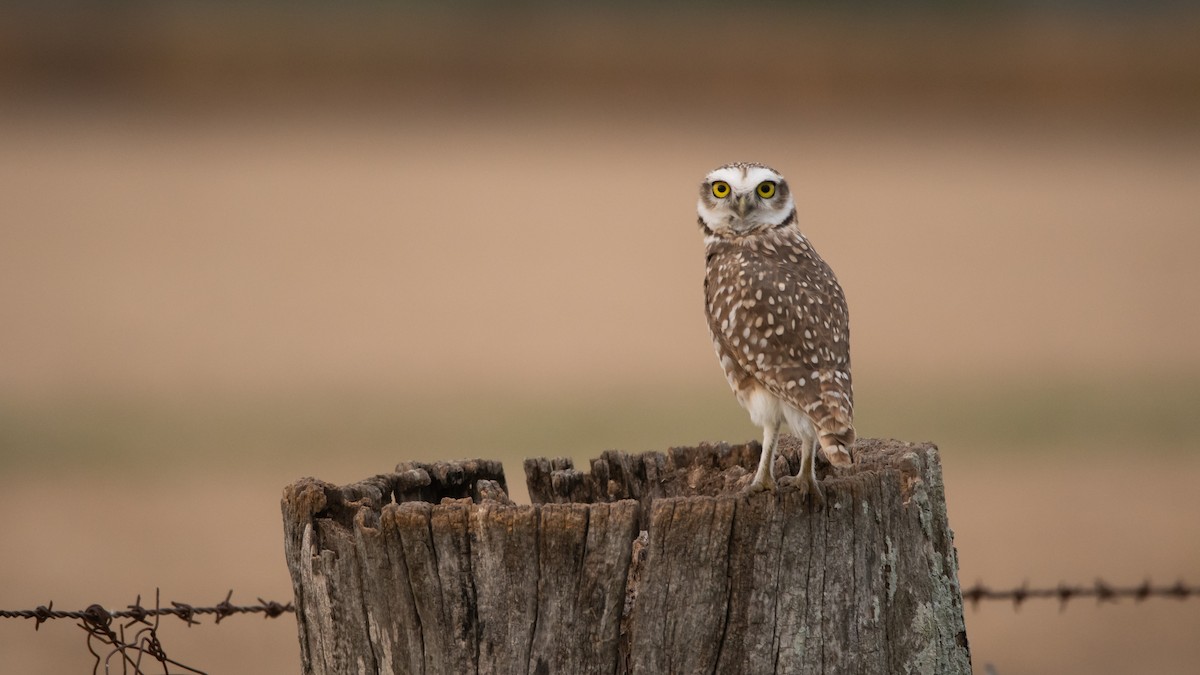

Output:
xmin=1 ymin=5 xmax=1199 ymax=674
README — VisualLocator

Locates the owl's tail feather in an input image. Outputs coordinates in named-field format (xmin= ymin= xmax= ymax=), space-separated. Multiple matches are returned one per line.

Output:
xmin=819 ymin=428 xmax=856 ymax=466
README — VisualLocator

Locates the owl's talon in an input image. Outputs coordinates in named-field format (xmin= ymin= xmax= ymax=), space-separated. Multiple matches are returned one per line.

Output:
xmin=795 ymin=475 xmax=825 ymax=509
xmin=746 ymin=475 xmax=776 ymax=494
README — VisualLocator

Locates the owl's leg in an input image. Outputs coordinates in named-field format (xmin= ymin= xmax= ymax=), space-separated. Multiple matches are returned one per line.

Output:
xmin=783 ymin=407 xmax=825 ymax=507
xmin=795 ymin=435 xmax=825 ymax=507
xmin=748 ymin=420 xmax=780 ymax=492
xmin=743 ymin=387 xmax=782 ymax=493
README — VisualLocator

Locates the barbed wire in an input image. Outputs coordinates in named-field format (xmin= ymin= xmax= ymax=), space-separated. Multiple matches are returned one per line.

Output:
xmin=0 ymin=590 xmax=294 ymax=628
xmin=962 ymin=579 xmax=1197 ymax=610
xmin=1 ymin=580 xmax=1195 ymax=671
xmin=0 ymin=590 xmax=294 ymax=675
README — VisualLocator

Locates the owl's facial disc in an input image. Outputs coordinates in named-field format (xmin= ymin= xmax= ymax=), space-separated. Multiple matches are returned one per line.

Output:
xmin=698 ymin=163 xmax=795 ymax=237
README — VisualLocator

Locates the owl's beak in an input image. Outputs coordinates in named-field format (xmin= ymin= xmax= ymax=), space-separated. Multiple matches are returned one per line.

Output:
xmin=734 ymin=194 xmax=752 ymax=218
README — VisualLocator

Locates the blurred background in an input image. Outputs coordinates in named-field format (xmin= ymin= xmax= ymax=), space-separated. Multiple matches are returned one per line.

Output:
xmin=1 ymin=2 xmax=1198 ymax=673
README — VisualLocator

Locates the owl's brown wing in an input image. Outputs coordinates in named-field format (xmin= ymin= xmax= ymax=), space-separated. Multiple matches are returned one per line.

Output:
xmin=705 ymin=237 xmax=854 ymax=441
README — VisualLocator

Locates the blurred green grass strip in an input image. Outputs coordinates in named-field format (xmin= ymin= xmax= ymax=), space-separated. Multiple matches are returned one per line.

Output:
xmin=1 ymin=376 xmax=1196 ymax=477
xmin=855 ymin=374 xmax=1200 ymax=456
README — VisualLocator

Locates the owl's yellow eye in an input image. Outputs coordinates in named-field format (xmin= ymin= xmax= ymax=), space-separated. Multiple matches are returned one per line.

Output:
xmin=711 ymin=181 xmax=731 ymax=199
xmin=756 ymin=181 xmax=777 ymax=199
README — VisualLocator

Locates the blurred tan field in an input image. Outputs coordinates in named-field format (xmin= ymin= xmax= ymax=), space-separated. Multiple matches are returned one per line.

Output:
xmin=2 ymin=5 xmax=1200 ymax=674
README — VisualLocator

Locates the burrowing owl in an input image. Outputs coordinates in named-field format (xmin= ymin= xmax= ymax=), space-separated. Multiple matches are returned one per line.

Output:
xmin=699 ymin=162 xmax=854 ymax=503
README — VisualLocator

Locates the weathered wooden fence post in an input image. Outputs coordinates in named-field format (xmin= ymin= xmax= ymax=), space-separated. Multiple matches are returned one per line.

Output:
xmin=282 ymin=438 xmax=971 ymax=674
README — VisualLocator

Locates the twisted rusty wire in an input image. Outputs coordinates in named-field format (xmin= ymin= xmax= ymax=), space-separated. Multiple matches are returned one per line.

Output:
xmin=0 ymin=590 xmax=294 ymax=675
xmin=962 ymin=579 xmax=1197 ymax=610
xmin=0 ymin=590 xmax=294 ymax=630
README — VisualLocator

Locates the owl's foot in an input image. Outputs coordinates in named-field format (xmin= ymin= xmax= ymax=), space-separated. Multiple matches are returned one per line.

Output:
xmin=823 ymin=444 xmax=853 ymax=468
xmin=746 ymin=473 xmax=777 ymax=494
xmin=782 ymin=473 xmax=825 ymax=508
